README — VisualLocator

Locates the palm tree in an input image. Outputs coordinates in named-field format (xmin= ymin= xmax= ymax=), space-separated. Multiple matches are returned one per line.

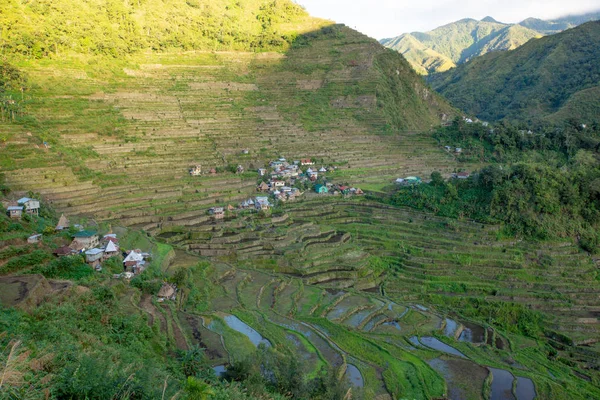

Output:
xmin=180 ymin=376 xmax=215 ymax=400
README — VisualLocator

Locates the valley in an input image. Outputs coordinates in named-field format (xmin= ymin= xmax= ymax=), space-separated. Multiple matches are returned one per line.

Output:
xmin=0 ymin=1 xmax=599 ymax=399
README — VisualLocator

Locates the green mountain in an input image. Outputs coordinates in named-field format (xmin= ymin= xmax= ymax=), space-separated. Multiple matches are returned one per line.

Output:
xmin=378 ymin=33 xmax=455 ymax=75
xmin=1 ymin=0 xmax=454 ymax=223
xmin=381 ymin=17 xmax=541 ymax=74
xmin=519 ymin=10 xmax=600 ymax=34
xmin=428 ymin=21 xmax=600 ymax=124
xmin=0 ymin=0 xmax=309 ymax=56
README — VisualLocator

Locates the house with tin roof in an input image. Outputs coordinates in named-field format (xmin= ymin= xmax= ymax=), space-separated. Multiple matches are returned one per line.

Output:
xmin=71 ymin=231 xmax=99 ymax=250
xmin=17 ymin=198 xmax=40 ymax=216
xmin=85 ymin=248 xmax=104 ymax=268
xmin=314 ymin=184 xmax=328 ymax=194
xmin=6 ymin=205 xmax=23 ymax=219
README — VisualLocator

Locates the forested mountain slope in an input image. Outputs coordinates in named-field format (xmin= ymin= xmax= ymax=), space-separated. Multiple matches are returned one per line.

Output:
xmin=428 ymin=21 xmax=600 ymax=124
xmin=380 ymin=18 xmax=541 ymax=74
xmin=381 ymin=10 xmax=600 ymax=75
xmin=0 ymin=0 xmax=455 ymax=225
xmin=1 ymin=0 xmax=307 ymax=56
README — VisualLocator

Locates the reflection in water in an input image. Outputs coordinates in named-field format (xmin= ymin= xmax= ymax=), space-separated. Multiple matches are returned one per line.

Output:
xmin=515 ymin=376 xmax=536 ymax=400
xmin=420 ymin=337 xmax=466 ymax=358
xmin=345 ymin=364 xmax=364 ymax=388
xmin=223 ymin=315 xmax=271 ymax=347
xmin=489 ymin=367 xmax=515 ymax=400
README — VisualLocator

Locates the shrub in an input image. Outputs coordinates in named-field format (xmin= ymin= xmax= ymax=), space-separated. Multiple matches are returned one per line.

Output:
xmin=31 ymin=255 xmax=92 ymax=280
xmin=1 ymin=250 xmax=52 ymax=274
xmin=130 ymin=275 xmax=162 ymax=294
xmin=7 ymin=223 xmax=24 ymax=232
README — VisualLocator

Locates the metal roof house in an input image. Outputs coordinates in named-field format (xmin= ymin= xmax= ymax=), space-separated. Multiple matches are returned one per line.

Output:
xmin=314 ymin=184 xmax=328 ymax=194
xmin=7 ymin=205 xmax=23 ymax=219
xmin=17 ymin=198 xmax=40 ymax=215
xmin=71 ymin=231 xmax=99 ymax=249
xmin=255 ymin=197 xmax=271 ymax=211
xmin=85 ymin=248 xmax=104 ymax=267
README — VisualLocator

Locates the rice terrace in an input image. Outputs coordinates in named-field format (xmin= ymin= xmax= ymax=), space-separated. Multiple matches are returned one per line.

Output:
xmin=0 ymin=1 xmax=599 ymax=399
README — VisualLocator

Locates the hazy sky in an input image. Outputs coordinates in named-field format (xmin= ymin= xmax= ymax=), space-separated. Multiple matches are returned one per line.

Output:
xmin=296 ymin=0 xmax=600 ymax=39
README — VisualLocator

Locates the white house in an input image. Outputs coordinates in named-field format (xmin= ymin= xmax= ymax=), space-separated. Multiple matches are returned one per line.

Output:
xmin=17 ymin=198 xmax=40 ymax=215
xmin=123 ymin=250 xmax=145 ymax=274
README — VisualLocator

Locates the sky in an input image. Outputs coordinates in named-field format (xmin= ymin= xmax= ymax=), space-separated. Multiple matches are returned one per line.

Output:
xmin=296 ymin=0 xmax=600 ymax=39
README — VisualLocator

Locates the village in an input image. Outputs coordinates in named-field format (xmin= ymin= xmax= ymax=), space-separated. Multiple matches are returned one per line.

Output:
xmin=3 ymin=162 xmax=471 ymax=291
xmin=3 ymin=196 xmax=177 ymax=301
xmin=193 ymin=157 xmax=366 ymax=219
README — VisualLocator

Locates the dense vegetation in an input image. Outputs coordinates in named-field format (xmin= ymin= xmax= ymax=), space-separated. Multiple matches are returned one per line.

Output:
xmin=0 ymin=60 xmax=27 ymax=123
xmin=386 ymin=118 xmax=600 ymax=247
xmin=1 ymin=0 xmax=307 ymax=58
xmin=428 ymin=21 xmax=600 ymax=124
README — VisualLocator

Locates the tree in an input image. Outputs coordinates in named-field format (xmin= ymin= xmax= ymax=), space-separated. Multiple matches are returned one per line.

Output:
xmin=180 ymin=377 xmax=215 ymax=400
xmin=179 ymin=346 xmax=207 ymax=378
xmin=430 ymin=171 xmax=444 ymax=186
xmin=172 ymin=267 xmax=188 ymax=287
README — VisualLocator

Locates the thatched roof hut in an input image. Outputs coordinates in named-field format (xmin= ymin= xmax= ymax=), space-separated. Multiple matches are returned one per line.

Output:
xmin=157 ymin=283 xmax=176 ymax=300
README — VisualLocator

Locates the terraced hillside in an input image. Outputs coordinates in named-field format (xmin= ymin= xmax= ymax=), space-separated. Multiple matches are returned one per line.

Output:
xmin=155 ymin=198 xmax=600 ymax=399
xmin=2 ymin=22 xmax=456 ymax=226
xmin=1 ymin=187 xmax=598 ymax=398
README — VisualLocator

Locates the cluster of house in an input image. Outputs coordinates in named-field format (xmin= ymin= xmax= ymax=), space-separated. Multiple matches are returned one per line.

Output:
xmin=6 ymin=197 xmax=40 ymax=219
xmin=260 ymin=158 xmax=334 ymax=183
xmin=255 ymin=157 xmax=340 ymax=198
xmin=256 ymin=179 xmax=303 ymax=202
xmin=207 ymin=195 xmax=273 ymax=219
xmin=51 ymin=226 xmax=148 ymax=276
xmin=239 ymin=196 xmax=271 ymax=211
xmin=203 ymin=157 xmax=364 ymax=219
xmin=313 ymin=183 xmax=364 ymax=196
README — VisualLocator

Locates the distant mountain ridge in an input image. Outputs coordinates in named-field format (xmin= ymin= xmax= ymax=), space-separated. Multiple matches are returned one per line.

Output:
xmin=520 ymin=10 xmax=600 ymax=34
xmin=381 ymin=10 xmax=600 ymax=75
xmin=427 ymin=21 xmax=600 ymax=124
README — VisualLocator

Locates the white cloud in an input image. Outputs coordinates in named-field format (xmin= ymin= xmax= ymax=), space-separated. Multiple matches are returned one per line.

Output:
xmin=297 ymin=0 xmax=600 ymax=39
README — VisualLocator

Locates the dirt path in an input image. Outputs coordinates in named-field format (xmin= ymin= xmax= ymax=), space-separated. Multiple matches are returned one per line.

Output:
xmin=139 ymin=293 xmax=167 ymax=333
xmin=162 ymin=305 xmax=188 ymax=350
